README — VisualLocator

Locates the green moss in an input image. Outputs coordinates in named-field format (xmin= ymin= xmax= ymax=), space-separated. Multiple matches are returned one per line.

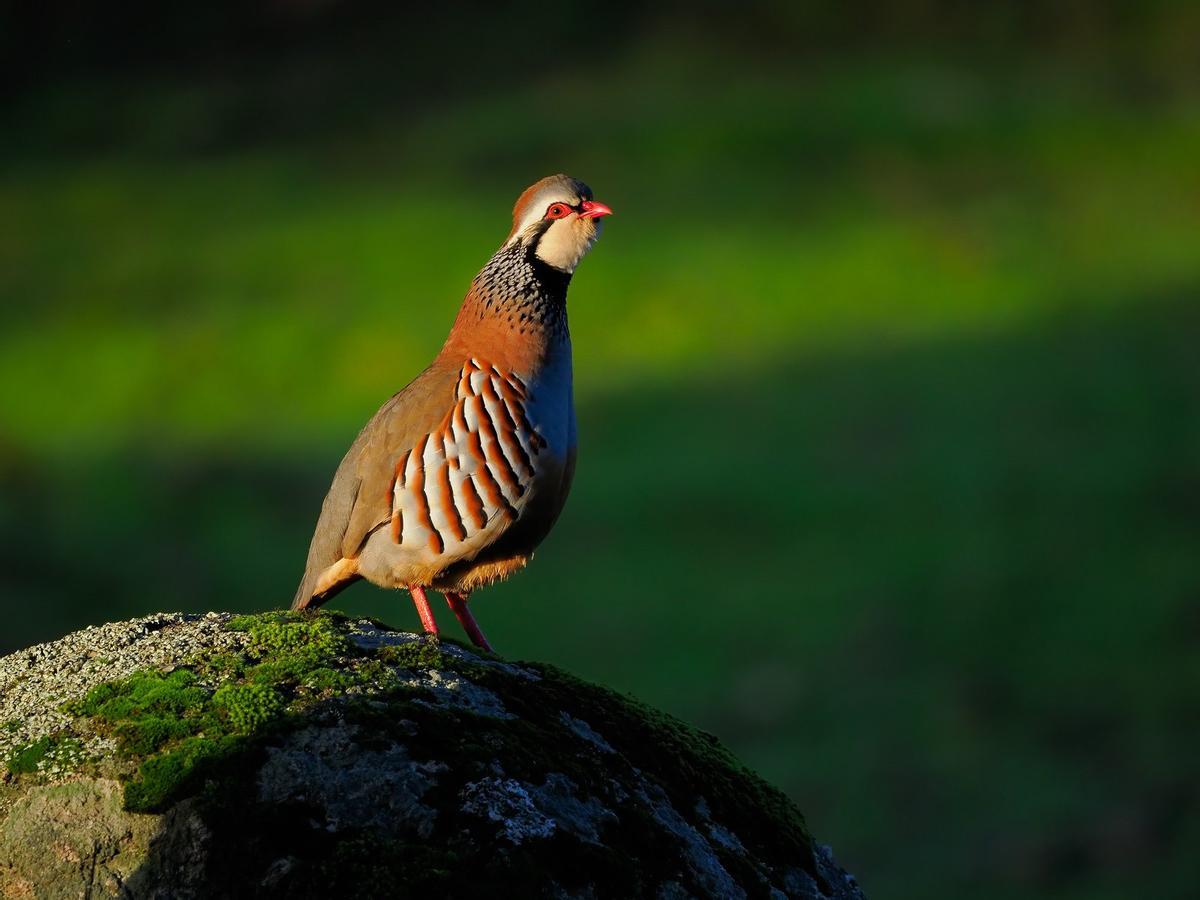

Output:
xmin=66 ymin=669 xmax=214 ymax=759
xmin=204 ymin=652 xmax=249 ymax=679
xmin=45 ymin=612 xmax=379 ymax=812
xmin=8 ymin=735 xmax=59 ymax=775
xmin=124 ymin=733 xmax=247 ymax=813
xmin=229 ymin=611 xmax=346 ymax=659
xmin=227 ymin=611 xmax=351 ymax=690
xmin=297 ymin=666 xmax=352 ymax=692
xmin=7 ymin=733 xmax=84 ymax=777
xmin=376 ymin=639 xmax=445 ymax=671
xmin=247 ymin=656 xmax=313 ymax=687
xmin=224 ymin=614 xmax=258 ymax=632
xmin=113 ymin=715 xmax=198 ymax=757
xmin=348 ymin=658 xmax=403 ymax=691
xmin=69 ymin=669 xmax=207 ymax=720
xmin=212 ymin=683 xmax=285 ymax=733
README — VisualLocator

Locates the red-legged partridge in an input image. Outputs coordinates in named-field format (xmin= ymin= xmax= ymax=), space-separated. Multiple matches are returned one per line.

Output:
xmin=292 ymin=175 xmax=612 ymax=652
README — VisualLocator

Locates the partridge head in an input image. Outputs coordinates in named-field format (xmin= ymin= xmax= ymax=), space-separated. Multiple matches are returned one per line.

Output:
xmin=291 ymin=174 xmax=612 ymax=653
xmin=507 ymin=176 xmax=612 ymax=272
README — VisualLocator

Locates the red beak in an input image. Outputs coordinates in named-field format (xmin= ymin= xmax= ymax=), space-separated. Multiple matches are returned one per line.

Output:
xmin=578 ymin=200 xmax=613 ymax=219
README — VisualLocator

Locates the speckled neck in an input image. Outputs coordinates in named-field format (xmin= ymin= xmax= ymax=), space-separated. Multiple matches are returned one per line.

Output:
xmin=468 ymin=241 xmax=572 ymax=340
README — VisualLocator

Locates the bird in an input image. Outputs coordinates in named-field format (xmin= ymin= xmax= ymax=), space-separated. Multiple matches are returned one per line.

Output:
xmin=291 ymin=174 xmax=612 ymax=653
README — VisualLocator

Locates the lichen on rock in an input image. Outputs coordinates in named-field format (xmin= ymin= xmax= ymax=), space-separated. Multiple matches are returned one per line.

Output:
xmin=0 ymin=612 xmax=865 ymax=899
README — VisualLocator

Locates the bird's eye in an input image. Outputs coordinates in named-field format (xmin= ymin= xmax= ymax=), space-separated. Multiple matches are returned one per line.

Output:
xmin=545 ymin=203 xmax=571 ymax=220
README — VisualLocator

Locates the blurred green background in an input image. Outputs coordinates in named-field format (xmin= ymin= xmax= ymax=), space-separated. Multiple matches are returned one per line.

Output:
xmin=2 ymin=2 xmax=1199 ymax=897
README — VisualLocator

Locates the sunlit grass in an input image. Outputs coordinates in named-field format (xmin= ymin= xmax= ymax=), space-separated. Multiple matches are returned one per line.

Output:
xmin=3 ymin=57 xmax=1199 ymax=456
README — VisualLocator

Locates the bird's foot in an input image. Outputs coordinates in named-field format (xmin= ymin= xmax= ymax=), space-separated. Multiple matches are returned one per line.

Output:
xmin=408 ymin=584 xmax=441 ymax=639
xmin=443 ymin=591 xmax=496 ymax=655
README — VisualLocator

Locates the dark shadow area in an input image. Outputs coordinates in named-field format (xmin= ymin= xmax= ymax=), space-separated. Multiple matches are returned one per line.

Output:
xmin=4 ymin=1 xmax=1193 ymax=171
xmin=2 ymin=294 xmax=1198 ymax=898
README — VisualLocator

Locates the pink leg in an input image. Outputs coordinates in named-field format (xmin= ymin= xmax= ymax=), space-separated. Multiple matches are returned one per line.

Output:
xmin=409 ymin=585 xmax=439 ymax=637
xmin=444 ymin=592 xmax=494 ymax=653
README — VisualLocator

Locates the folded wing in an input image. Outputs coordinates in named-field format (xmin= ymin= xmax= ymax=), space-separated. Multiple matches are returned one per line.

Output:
xmin=292 ymin=359 xmax=548 ymax=608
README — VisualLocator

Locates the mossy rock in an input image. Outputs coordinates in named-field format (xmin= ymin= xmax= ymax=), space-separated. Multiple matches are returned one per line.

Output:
xmin=0 ymin=612 xmax=864 ymax=899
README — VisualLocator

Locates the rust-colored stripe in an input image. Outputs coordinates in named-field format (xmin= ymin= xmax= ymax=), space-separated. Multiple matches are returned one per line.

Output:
xmin=505 ymin=370 xmax=527 ymax=396
xmin=483 ymin=379 xmax=533 ymax=476
xmin=472 ymin=458 xmax=517 ymax=521
xmin=385 ymin=470 xmax=398 ymax=508
xmin=472 ymin=395 xmax=522 ymax=496
xmin=410 ymin=435 xmax=443 ymax=554
xmin=496 ymin=379 xmax=537 ymax=450
xmin=496 ymin=376 xmax=525 ymax=408
xmin=458 ymin=474 xmax=486 ymax=530
xmin=466 ymin=429 xmax=486 ymax=466
xmin=436 ymin=425 xmax=456 ymax=468
xmin=397 ymin=450 xmax=411 ymax=488
xmin=512 ymin=404 xmax=537 ymax=446
xmin=438 ymin=462 xmax=466 ymax=542
xmin=409 ymin=436 xmax=427 ymax=499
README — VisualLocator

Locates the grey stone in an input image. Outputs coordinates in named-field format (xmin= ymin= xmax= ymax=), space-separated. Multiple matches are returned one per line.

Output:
xmin=0 ymin=613 xmax=866 ymax=899
xmin=257 ymin=723 xmax=446 ymax=837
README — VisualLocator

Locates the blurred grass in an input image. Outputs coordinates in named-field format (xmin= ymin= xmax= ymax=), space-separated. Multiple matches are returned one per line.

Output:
xmin=4 ymin=55 xmax=1200 ymax=453
xmin=2 ymin=41 xmax=1200 ymax=900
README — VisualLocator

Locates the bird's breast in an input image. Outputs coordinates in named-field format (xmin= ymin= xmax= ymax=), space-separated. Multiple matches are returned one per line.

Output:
xmin=520 ymin=341 xmax=575 ymax=462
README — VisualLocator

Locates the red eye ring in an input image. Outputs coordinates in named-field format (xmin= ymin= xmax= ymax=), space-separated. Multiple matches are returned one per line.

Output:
xmin=545 ymin=203 xmax=572 ymax=220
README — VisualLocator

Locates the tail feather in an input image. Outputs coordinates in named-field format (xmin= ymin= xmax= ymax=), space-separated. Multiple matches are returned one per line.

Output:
xmin=292 ymin=560 xmax=360 ymax=610
xmin=291 ymin=568 xmax=325 ymax=611
xmin=291 ymin=471 xmax=363 ymax=610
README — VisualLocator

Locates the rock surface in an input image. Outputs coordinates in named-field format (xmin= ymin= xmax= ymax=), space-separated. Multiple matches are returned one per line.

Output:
xmin=0 ymin=612 xmax=865 ymax=899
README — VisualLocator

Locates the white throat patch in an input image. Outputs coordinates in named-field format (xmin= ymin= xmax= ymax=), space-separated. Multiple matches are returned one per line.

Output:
xmin=533 ymin=218 xmax=600 ymax=273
